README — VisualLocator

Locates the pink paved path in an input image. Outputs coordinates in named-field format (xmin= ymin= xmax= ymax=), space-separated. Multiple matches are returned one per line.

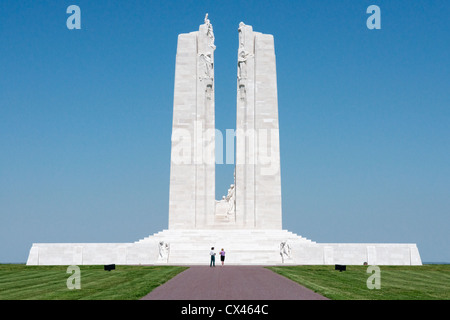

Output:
xmin=141 ymin=266 xmax=328 ymax=300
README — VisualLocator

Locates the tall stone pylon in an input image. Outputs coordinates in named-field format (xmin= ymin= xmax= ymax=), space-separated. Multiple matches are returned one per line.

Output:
xmin=168 ymin=15 xmax=216 ymax=229
xmin=235 ymin=22 xmax=283 ymax=229
xmin=168 ymin=18 xmax=282 ymax=230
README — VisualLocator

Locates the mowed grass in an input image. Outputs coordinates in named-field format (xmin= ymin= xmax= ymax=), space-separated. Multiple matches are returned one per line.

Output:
xmin=267 ymin=265 xmax=450 ymax=300
xmin=0 ymin=264 xmax=187 ymax=300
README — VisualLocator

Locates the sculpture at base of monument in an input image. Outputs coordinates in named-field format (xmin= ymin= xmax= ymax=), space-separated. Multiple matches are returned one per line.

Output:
xmin=157 ymin=241 xmax=170 ymax=263
xmin=215 ymin=168 xmax=236 ymax=223
xmin=225 ymin=184 xmax=235 ymax=216
xmin=215 ymin=183 xmax=236 ymax=222
xmin=280 ymin=241 xmax=292 ymax=263
xmin=226 ymin=168 xmax=236 ymax=217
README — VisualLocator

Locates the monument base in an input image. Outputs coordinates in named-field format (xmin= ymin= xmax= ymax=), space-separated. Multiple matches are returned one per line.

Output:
xmin=26 ymin=229 xmax=422 ymax=266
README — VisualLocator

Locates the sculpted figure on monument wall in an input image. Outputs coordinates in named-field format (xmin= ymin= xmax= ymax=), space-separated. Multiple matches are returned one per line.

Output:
xmin=158 ymin=241 xmax=170 ymax=263
xmin=280 ymin=241 xmax=292 ymax=263
xmin=237 ymin=22 xmax=253 ymax=81
xmin=238 ymin=50 xmax=250 ymax=80
xmin=204 ymin=13 xmax=216 ymax=50
xmin=227 ymin=168 xmax=236 ymax=215
xmin=199 ymin=52 xmax=213 ymax=79
xmin=225 ymin=184 xmax=236 ymax=215
xmin=238 ymin=22 xmax=245 ymax=47
xmin=198 ymin=14 xmax=215 ymax=81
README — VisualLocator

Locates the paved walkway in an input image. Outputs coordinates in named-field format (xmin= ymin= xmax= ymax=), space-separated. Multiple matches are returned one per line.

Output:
xmin=141 ymin=266 xmax=328 ymax=300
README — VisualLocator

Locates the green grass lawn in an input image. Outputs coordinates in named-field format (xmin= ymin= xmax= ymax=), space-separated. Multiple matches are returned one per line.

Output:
xmin=0 ymin=264 xmax=187 ymax=300
xmin=268 ymin=265 xmax=450 ymax=300
xmin=2 ymin=264 xmax=449 ymax=300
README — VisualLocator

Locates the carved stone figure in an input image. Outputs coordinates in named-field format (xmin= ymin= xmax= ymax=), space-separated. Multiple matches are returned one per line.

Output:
xmin=199 ymin=52 xmax=213 ymax=79
xmin=158 ymin=241 xmax=170 ymax=263
xmin=238 ymin=22 xmax=245 ymax=47
xmin=204 ymin=13 xmax=216 ymax=50
xmin=238 ymin=50 xmax=249 ymax=80
xmin=280 ymin=241 xmax=292 ymax=263
xmin=237 ymin=22 xmax=253 ymax=80
xmin=227 ymin=169 xmax=236 ymax=215
xmin=226 ymin=184 xmax=235 ymax=215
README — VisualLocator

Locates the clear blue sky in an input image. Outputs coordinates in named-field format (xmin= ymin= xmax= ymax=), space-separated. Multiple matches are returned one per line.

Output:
xmin=1 ymin=1 xmax=449 ymax=263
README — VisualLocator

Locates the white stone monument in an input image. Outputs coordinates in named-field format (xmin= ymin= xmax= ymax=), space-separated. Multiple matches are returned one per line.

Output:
xmin=168 ymin=14 xmax=216 ymax=230
xmin=26 ymin=16 xmax=422 ymax=266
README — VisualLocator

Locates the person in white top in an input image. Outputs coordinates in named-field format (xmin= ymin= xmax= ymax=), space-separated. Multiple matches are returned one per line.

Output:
xmin=210 ymin=247 xmax=216 ymax=267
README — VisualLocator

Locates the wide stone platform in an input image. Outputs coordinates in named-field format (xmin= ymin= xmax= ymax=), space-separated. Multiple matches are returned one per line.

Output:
xmin=26 ymin=229 xmax=421 ymax=266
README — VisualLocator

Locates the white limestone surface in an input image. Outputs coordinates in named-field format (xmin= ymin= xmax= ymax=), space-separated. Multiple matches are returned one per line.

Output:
xmin=169 ymin=17 xmax=216 ymax=230
xmin=235 ymin=23 xmax=282 ymax=230
xmin=27 ymin=230 xmax=421 ymax=266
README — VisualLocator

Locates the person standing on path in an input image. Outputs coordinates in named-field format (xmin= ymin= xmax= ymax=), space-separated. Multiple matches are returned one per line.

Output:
xmin=210 ymin=247 xmax=216 ymax=267
xmin=219 ymin=248 xmax=226 ymax=266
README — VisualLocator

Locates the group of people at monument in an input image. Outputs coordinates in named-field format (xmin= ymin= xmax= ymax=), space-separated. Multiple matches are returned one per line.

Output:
xmin=209 ymin=247 xmax=226 ymax=267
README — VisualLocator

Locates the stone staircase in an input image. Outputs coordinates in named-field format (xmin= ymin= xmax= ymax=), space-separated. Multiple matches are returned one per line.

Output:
xmin=135 ymin=229 xmax=315 ymax=265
